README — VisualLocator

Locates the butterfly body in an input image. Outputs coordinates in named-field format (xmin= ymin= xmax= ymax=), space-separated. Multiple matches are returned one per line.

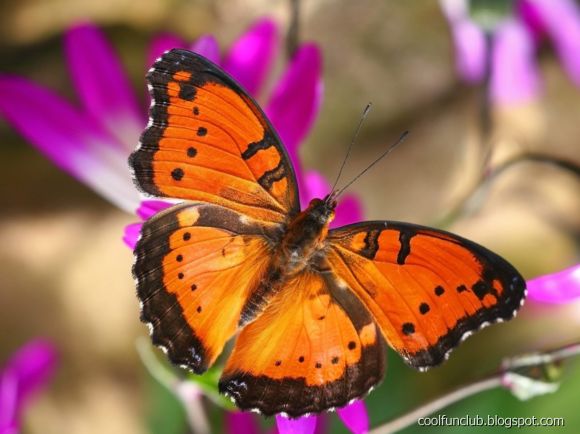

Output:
xmin=130 ymin=49 xmax=526 ymax=417
xmin=279 ymin=198 xmax=335 ymax=273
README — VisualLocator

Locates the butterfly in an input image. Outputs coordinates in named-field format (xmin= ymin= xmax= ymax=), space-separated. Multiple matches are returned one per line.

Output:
xmin=129 ymin=49 xmax=526 ymax=418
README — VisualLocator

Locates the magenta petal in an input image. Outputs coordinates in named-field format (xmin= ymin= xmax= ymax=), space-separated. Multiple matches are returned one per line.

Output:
xmin=266 ymin=44 xmax=323 ymax=173
xmin=303 ymin=171 xmax=330 ymax=203
xmin=223 ymin=18 xmax=279 ymax=96
xmin=275 ymin=415 xmax=317 ymax=434
xmin=123 ymin=223 xmax=143 ymax=249
xmin=527 ymin=264 xmax=580 ymax=304
xmin=333 ymin=194 xmax=364 ymax=228
xmin=0 ymin=339 xmax=57 ymax=430
xmin=440 ymin=0 xmax=486 ymax=82
xmin=337 ymin=400 xmax=369 ymax=434
xmin=225 ymin=412 xmax=260 ymax=434
xmin=0 ymin=75 xmax=102 ymax=168
xmin=452 ymin=20 xmax=487 ymax=82
xmin=148 ymin=34 xmax=188 ymax=68
xmin=0 ymin=76 xmax=140 ymax=212
xmin=520 ymin=0 xmax=580 ymax=86
xmin=191 ymin=35 xmax=221 ymax=64
xmin=490 ymin=19 xmax=542 ymax=105
xmin=136 ymin=200 xmax=173 ymax=220
xmin=64 ymin=23 xmax=144 ymax=149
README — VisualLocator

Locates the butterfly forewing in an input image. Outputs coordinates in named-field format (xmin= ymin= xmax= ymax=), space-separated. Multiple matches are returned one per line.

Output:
xmin=326 ymin=221 xmax=526 ymax=370
xmin=130 ymin=49 xmax=299 ymax=224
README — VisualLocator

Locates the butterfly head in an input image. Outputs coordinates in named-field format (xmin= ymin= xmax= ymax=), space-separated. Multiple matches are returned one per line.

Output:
xmin=307 ymin=196 xmax=337 ymax=225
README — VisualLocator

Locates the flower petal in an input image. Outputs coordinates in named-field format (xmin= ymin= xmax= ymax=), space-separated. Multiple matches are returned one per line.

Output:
xmin=527 ymin=264 xmax=580 ymax=304
xmin=440 ymin=0 xmax=487 ymax=82
xmin=266 ymin=44 xmax=323 ymax=174
xmin=123 ymin=222 xmax=143 ymax=249
xmin=223 ymin=18 xmax=279 ymax=96
xmin=191 ymin=35 xmax=221 ymax=64
xmin=225 ymin=411 xmax=260 ymax=434
xmin=275 ymin=414 xmax=317 ymax=434
xmin=0 ymin=339 xmax=57 ymax=430
xmin=136 ymin=200 xmax=173 ymax=220
xmin=124 ymin=201 xmax=174 ymax=248
xmin=64 ymin=22 xmax=144 ymax=150
xmin=333 ymin=194 xmax=364 ymax=228
xmin=303 ymin=170 xmax=330 ymax=203
xmin=519 ymin=0 xmax=580 ymax=86
xmin=148 ymin=34 xmax=188 ymax=68
xmin=490 ymin=18 xmax=542 ymax=105
xmin=0 ymin=76 xmax=140 ymax=212
xmin=0 ymin=363 xmax=18 ymax=430
xmin=337 ymin=400 xmax=369 ymax=434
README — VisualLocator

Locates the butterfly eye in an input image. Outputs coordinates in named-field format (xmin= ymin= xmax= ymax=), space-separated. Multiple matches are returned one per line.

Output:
xmin=309 ymin=198 xmax=324 ymax=207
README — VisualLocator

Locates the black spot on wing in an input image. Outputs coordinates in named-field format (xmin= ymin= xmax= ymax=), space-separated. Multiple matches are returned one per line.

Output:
xmin=171 ymin=168 xmax=184 ymax=181
xmin=402 ymin=322 xmax=415 ymax=335
xmin=472 ymin=280 xmax=499 ymax=300
xmin=179 ymin=82 xmax=196 ymax=100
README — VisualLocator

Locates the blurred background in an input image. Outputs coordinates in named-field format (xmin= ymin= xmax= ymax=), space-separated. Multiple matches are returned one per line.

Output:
xmin=1 ymin=0 xmax=579 ymax=433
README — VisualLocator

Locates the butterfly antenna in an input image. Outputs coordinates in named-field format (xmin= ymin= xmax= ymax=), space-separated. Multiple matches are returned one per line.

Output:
xmin=333 ymin=130 xmax=410 ymax=199
xmin=328 ymin=103 xmax=373 ymax=202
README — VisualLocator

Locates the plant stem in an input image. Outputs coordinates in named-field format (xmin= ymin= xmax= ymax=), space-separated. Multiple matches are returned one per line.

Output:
xmin=369 ymin=341 xmax=580 ymax=434
xmin=287 ymin=0 xmax=300 ymax=57
xmin=136 ymin=338 xmax=211 ymax=434
xmin=368 ymin=376 xmax=502 ymax=434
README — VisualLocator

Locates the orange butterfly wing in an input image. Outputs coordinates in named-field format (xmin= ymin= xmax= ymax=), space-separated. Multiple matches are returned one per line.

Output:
xmin=326 ymin=221 xmax=526 ymax=370
xmin=131 ymin=49 xmax=300 ymax=374
xmin=130 ymin=49 xmax=299 ymax=223
xmin=134 ymin=202 xmax=275 ymax=373
xmin=219 ymin=271 xmax=385 ymax=417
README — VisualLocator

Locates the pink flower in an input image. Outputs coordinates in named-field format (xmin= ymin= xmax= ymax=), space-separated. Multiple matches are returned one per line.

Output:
xmin=527 ymin=264 xmax=580 ymax=304
xmin=0 ymin=339 xmax=58 ymax=434
xmin=225 ymin=399 xmax=368 ymax=434
xmin=440 ymin=0 xmax=580 ymax=105
xmin=0 ymin=24 xmax=143 ymax=212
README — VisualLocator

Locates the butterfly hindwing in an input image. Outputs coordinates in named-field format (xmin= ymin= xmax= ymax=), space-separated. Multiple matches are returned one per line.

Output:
xmin=219 ymin=271 xmax=385 ymax=417
xmin=130 ymin=49 xmax=299 ymax=224
xmin=134 ymin=202 xmax=277 ymax=373
xmin=326 ymin=221 xmax=526 ymax=370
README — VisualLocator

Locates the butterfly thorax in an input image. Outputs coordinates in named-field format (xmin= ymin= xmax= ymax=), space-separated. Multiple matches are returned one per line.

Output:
xmin=278 ymin=197 xmax=336 ymax=277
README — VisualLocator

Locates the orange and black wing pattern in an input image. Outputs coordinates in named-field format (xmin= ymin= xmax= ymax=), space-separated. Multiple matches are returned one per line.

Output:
xmin=130 ymin=49 xmax=299 ymax=223
xmin=326 ymin=221 xmax=526 ymax=371
xmin=219 ymin=271 xmax=385 ymax=417
xmin=134 ymin=202 xmax=277 ymax=373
